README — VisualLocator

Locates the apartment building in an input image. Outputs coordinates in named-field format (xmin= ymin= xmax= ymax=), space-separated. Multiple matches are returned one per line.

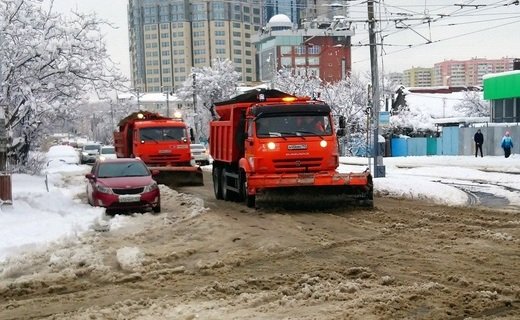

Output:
xmin=253 ymin=14 xmax=354 ymax=84
xmin=433 ymin=57 xmax=515 ymax=87
xmin=402 ymin=67 xmax=433 ymax=87
xmin=128 ymin=0 xmax=263 ymax=93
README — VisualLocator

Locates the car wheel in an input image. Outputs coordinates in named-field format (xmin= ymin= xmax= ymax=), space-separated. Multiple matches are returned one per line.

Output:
xmin=153 ymin=202 xmax=161 ymax=213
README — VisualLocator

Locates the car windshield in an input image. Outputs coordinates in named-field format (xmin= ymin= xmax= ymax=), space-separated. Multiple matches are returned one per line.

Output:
xmin=85 ymin=145 xmax=100 ymax=150
xmin=256 ymin=114 xmax=332 ymax=137
xmin=97 ymin=162 xmax=150 ymax=178
xmin=140 ymin=127 xmax=185 ymax=142
xmin=101 ymin=147 xmax=115 ymax=154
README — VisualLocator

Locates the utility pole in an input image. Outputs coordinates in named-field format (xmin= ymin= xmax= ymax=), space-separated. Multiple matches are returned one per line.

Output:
xmin=192 ymin=74 xmax=200 ymax=143
xmin=368 ymin=0 xmax=385 ymax=178
xmin=162 ymin=86 xmax=170 ymax=117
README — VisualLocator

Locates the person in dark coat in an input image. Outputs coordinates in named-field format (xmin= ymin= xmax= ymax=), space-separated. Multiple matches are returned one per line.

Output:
xmin=473 ymin=129 xmax=484 ymax=157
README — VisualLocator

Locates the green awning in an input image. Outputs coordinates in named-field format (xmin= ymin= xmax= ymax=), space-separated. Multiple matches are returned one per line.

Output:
xmin=483 ymin=71 xmax=520 ymax=100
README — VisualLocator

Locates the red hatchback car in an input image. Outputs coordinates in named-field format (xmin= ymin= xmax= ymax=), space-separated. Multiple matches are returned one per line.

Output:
xmin=86 ymin=158 xmax=161 ymax=214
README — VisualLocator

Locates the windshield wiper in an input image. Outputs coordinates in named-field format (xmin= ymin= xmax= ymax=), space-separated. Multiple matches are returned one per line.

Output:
xmin=141 ymin=134 xmax=160 ymax=143
xmin=267 ymin=132 xmax=288 ymax=140
xmin=295 ymin=130 xmax=324 ymax=140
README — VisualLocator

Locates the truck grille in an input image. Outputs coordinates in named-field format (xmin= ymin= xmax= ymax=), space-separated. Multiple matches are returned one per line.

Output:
xmin=113 ymin=187 xmax=144 ymax=195
xmin=272 ymin=157 xmax=323 ymax=172
xmin=148 ymin=154 xmax=181 ymax=165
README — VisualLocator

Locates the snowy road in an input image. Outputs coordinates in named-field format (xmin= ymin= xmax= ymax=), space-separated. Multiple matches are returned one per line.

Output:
xmin=340 ymin=155 xmax=520 ymax=211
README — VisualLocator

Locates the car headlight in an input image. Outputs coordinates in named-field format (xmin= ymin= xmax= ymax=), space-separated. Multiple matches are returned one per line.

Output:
xmin=82 ymin=152 xmax=88 ymax=156
xmin=143 ymin=181 xmax=158 ymax=192
xmin=95 ymin=183 xmax=113 ymax=194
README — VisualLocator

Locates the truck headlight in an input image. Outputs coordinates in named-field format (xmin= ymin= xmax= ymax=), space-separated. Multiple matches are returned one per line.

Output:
xmin=320 ymin=140 xmax=328 ymax=148
xmin=267 ymin=142 xmax=276 ymax=150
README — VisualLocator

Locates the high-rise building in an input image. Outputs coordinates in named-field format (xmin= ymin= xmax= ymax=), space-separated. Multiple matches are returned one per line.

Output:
xmin=263 ymin=0 xmax=304 ymax=27
xmin=301 ymin=0 xmax=350 ymax=24
xmin=402 ymin=67 xmax=433 ymax=87
xmin=433 ymin=57 xmax=515 ymax=87
xmin=128 ymin=0 xmax=263 ymax=93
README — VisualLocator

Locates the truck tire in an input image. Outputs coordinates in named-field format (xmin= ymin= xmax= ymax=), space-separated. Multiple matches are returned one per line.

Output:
xmin=221 ymin=167 xmax=231 ymax=201
xmin=212 ymin=166 xmax=223 ymax=200
xmin=236 ymin=170 xmax=246 ymax=202
xmin=246 ymin=193 xmax=255 ymax=208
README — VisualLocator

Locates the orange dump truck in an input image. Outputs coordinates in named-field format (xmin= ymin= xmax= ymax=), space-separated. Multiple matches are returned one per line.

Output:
xmin=114 ymin=111 xmax=203 ymax=187
xmin=209 ymin=89 xmax=373 ymax=208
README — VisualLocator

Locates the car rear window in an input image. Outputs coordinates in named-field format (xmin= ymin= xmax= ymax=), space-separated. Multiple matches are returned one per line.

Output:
xmin=101 ymin=147 xmax=115 ymax=154
xmin=97 ymin=162 xmax=150 ymax=178
xmin=85 ymin=145 xmax=100 ymax=150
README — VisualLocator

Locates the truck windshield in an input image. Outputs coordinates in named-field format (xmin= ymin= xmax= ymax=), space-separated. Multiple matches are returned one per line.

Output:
xmin=256 ymin=115 xmax=332 ymax=138
xmin=140 ymin=127 xmax=186 ymax=142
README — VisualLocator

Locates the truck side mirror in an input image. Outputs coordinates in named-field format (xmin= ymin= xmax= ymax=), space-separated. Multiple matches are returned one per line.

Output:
xmin=338 ymin=115 xmax=346 ymax=129
xmin=336 ymin=128 xmax=346 ymax=137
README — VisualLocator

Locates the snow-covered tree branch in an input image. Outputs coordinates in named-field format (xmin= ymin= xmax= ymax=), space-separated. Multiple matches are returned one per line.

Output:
xmin=0 ymin=0 xmax=127 ymax=170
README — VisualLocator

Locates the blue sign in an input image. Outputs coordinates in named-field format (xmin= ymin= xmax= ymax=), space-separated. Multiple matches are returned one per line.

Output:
xmin=379 ymin=111 xmax=390 ymax=125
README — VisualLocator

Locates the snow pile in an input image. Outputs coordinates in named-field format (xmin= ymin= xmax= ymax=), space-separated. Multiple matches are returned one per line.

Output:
xmin=116 ymin=247 xmax=144 ymax=271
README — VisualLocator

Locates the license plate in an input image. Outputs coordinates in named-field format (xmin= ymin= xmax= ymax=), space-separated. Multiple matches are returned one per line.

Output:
xmin=119 ymin=195 xmax=141 ymax=203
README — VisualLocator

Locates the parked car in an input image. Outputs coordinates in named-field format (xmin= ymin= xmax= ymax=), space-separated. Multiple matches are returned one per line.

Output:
xmin=85 ymin=158 xmax=161 ymax=214
xmin=190 ymin=143 xmax=210 ymax=166
xmin=46 ymin=145 xmax=80 ymax=167
xmin=97 ymin=145 xmax=117 ymax=160
xmin=80 ymin=143 xmax=101 ymax=164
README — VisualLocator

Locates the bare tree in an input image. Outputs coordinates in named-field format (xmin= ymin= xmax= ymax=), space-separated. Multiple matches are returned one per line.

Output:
xmin=454 ymin=90 xmax=490 ymax=117
xmin=177 ymin=58 xmax=240 ymax=140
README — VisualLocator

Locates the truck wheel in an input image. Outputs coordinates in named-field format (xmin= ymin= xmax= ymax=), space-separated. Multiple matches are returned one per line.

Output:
xmin=212 ymin=166 xmax=223 ymax=199
xmin=221 ymin=167 xmax=231 ymax=201
xmin=246 ymin=194 xmax=255 ymax=208
xmin=236 ymin=170 xmax=246 ymax=202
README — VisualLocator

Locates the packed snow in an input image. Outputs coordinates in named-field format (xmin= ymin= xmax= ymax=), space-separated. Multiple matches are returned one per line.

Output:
xmin=1 ymin=154 xmax=520 ymax=263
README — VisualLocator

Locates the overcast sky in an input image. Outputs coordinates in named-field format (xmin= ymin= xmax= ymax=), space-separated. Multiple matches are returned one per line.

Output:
xmin=49 ymin=0 xmax=520 ymax=77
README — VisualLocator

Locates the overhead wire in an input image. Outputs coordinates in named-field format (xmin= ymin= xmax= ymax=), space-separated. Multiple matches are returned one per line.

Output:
xmin=349 ymin=0 xmax=519 ymax=65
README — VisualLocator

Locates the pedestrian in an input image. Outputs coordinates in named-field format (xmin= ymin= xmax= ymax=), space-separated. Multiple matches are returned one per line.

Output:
xmin=501 ymin=131 xmax=514 ymax=158
xmin=473 ymin=129 xmax=484 ymax=157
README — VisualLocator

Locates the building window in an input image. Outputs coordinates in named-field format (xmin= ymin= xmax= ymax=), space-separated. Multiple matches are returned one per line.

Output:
xmin=281 ymin=57 xmax=292 ymax=67
xmin=280 ymin=46 xmax=291 ymax=55
xmin=233 ymin=31 xmax=241 ymax=37
xmin=295 ymin=57 xmax=306 ymax=66
xmin=234 ymin=49 xmax=242 ymax=55
xmin=308 ymin=45 xmax=321 ymax=54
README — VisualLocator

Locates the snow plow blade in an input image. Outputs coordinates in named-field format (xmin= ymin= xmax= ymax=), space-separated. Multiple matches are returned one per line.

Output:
xmin=248 ymin=171 xmax=373 ymax=210
xmin=150 ymin=166 xmax=204 ymax=188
